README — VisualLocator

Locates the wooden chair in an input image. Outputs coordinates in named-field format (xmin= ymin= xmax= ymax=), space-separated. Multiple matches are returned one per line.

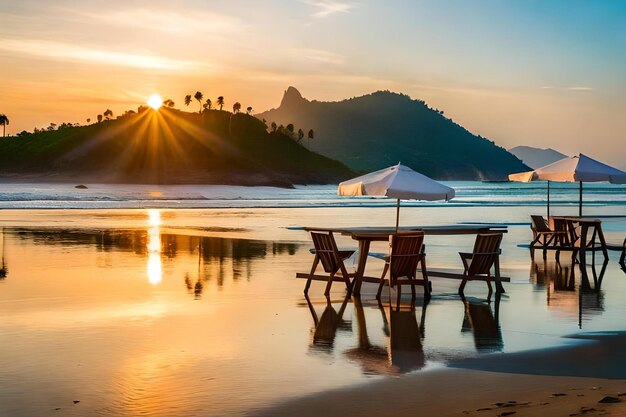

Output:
xmin=304 ymin=231 xmax=354 ymax=296
xmin=376 ymin=232 xmax=429 ymax=303
xmin=530 ymin=215 xmax=566 ymax=258
xmin=458 ymin=233 xmax=504 ymax=299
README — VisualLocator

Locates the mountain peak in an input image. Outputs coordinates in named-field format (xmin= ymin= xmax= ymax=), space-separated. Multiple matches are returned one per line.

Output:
xmin=280 ymin=86 xmax=308 ymax=108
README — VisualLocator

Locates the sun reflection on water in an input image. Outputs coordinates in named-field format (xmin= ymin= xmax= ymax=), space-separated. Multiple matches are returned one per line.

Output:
xmin=147 ymin=209 xmax=162 ymax=285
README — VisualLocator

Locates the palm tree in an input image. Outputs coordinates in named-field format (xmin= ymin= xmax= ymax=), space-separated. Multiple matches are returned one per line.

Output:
xmin=246 ymin=106 xmax=252 ymax=114
xmin=297 ymin=128 xmax=304 ymax=143
xmin=232 ymin=102 xmax=241 ymax=113
xmin=194 ymin=91 xmax=203 ymax=113
xmin=103 ymin=109 xmax=113 ymax=120
xmin=97 ymin=114 xmax=103 ymax=123
xmin=216 ymin=96 xmax=224 ymax=111
xmin=0 ymin=114 xmax=9 ymax=137
xmin=163 ymin=99 xmax=175 ymax=108
xmin=205 ymin=98 xmax=212 ymax=110
xmin=184 ymin=95 xmax=192 ymax=108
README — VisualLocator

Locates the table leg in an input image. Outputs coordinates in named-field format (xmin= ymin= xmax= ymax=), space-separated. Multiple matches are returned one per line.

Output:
xmin=596 ymin=224 xmax=609 ymax=261
xmin=353 ymin=240 xmax=371 ymax=295
xmin=579 ymin=224 xmax=589 ymax=266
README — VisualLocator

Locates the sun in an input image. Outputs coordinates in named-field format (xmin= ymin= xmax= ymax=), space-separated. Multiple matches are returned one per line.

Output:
xmin=147 ymin=93 xmax=163 ymax=110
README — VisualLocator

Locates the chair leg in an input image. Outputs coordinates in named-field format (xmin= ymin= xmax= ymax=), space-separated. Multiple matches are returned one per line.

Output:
xmin=486 ymin=277 xmax=493 ymax=301
xmin=345 ymin=276 xmax=353 ymax=297
xmin=421 ymin=256 xmax=431 ymax=297
xmin=396 ymin=284 xmax=401 ymax=309
xmin=324 ymin=272 xmax=335 ymax=296
xmin=376 ymin=263 xmax=389 ymax=301
xmin=304 ymin=256 xmax=319 ymax=295
xmin=459 ymin=276 xmax=468 ymax=295
xmin=410 ymin=276 xmax=416 ymax=303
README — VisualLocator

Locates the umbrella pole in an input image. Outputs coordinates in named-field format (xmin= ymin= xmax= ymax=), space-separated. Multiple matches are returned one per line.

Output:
xmin=579 ymin=181 xmax=583 ymax=217
xmin=547 ymin=181 xmax=550 ymax=218
xmin=395 ymin=198 xmax=400 ymax=234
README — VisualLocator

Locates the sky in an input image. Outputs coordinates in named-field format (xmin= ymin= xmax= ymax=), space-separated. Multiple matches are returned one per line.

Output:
xmin=1 ymin=0 xmax=625 ymax=167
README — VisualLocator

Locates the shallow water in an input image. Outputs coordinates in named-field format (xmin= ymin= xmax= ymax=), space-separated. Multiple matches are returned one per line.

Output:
xmin=0 ymin=197 xmax=625 ymax=416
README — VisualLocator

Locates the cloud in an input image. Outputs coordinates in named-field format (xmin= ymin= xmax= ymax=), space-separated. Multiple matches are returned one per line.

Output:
xmin=70 ymin=7 xmax=245 ymax=37
xmin=291 ymin=48 xmax=345 ymax=65
xmin=567 ymin=86 xmax=595 ymax=91
xmin=303 ymin=1 xmax=355 ymax=18
xmin=0 ymin=38 xmax=207 ymax=71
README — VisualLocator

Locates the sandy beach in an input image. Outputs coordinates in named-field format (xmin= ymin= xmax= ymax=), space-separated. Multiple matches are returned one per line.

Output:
xmin=251 ymin=333 xmax=626 ymax=417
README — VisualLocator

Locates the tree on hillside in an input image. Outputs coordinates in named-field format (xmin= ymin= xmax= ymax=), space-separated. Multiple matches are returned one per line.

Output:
xmin=103 ymin=109 xmax=113 ymax=120
xmin=246 ymin=106 xmax=252 ymax=114
xmin=308 ymin=129 xmax=314 ymax=149
xmin=286 ymin=123 xmax=294 ymax=135
xmin=232 ymin=102 xmax=241 ymax=113
xmin=270 ymin=121 xmax=277 ymax=133
xmin=184 ymin=95 xmax=192 ymax=108
xmin=194 ymin=91 xmax=203 ymax=113
xmin=86 ymin=118 xmax=91 ymax=124
xmin=0 ymin=114 xmax=9 ymax=137
xmin=297 ymin=128 xmax=304 ymax=143
xmin=216 ymin=96 xmax=224 ymax=111
xmin=163 ymin=99 xmax=175 ymax=108
xmin=97 ymin=114 xmax=103 ymax=123
xmin=205 ymin=98 xmax=212 ymax=110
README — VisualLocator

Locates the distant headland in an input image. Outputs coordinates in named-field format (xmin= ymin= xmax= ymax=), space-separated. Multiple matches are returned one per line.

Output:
xmin=258 ymin=87 xmax=529 ymax=180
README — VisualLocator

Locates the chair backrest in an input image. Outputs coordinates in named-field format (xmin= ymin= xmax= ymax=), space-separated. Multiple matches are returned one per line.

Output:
xmin=388 ymin=232 xmax=425 ymax=279
xmin=531 ymin=215 xmax=550 ymax=233
xmin=310 ymin=231 xmax=342 ymax=274
xmin=468 ymin=233 xmax=503 ymax=276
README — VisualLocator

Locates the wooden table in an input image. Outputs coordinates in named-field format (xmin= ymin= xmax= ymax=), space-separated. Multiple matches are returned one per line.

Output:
xmin=302 ymin=224 xmax=508 ymax=295
xmin=552 ymin=217 xmax=609 ymax=264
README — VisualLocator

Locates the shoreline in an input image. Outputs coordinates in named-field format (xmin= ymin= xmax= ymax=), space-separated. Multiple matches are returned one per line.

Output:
xmin=250 ymin=333 xmax=626 ymax=417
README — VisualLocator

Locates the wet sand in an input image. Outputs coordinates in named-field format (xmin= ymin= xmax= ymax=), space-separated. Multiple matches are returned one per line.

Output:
xmin=251 ymin=333 xmax=626 ymax=417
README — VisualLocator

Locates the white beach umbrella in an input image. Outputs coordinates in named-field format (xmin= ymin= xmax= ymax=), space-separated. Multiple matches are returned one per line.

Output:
xmin=509 ymin=153 xmax=626 ymax=216
xmin=338 ymin=163 xmax=455 ymax=231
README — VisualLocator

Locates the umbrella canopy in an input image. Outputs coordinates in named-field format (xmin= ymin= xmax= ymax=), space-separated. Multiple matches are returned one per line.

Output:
xmin=509 ymin=153 xmax=626 ymax=184
xmin=338 ymin=163 xmax=455 ymax=231
xmin=509 ymin=153 xmax=626 ymax=216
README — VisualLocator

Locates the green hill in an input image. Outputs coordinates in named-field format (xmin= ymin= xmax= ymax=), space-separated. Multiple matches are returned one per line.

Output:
xmin=257 ymin=87 xmax=529 ymax=180
xmin=0 ymin=107 xmax=353 ymax=187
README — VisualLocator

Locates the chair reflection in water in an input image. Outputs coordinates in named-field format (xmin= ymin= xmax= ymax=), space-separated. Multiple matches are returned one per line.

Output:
xmin=305 ymin=294 xmax=352 ymax=351
xmin=530 ymin=257 xmax=607 ymax=328
xmin=461 ymin=297 xmax=503 ymax=353
xmin=344 ymin=297 xmax=426 ymax=375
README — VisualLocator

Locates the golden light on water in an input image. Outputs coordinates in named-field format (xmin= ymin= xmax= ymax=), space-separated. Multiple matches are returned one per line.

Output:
xmin=147 ymin=209 xmax=162 ymax=285
xmin=147 ymin=94 xmax=163 ymax=110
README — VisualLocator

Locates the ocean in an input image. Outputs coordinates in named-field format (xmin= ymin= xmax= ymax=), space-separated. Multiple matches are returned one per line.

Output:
xmin=0 ymin=181 xmax=626 ymax=209
xmin=0 ymin=182 xmax=625 ymax=416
